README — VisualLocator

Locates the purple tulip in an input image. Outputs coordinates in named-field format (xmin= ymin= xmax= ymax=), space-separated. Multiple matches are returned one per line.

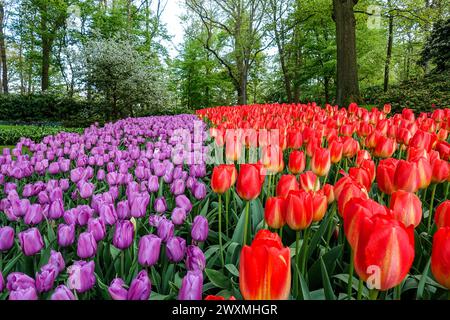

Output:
xmin=175 ymin=195 xmax=192 ymax=213
xmin=9 ymin=286 xmax=38 ymax=300
xmin=24 ymin=204 xmax=44 ymax=225
xmin=109 ymin=278 xmax=128 ymax=300
xmin=149 ymin=214 xmax=163 ymax=228
xmin=138 ymin=234 xmax=162 ymax=267
xmin=154 ymin=197 xmax=167 ymax=213
xmin=191 ymin=215 xmax=209 ymax=242
xmin=178 ymin=270 xmax=203 ymax=300
xmin=79 ymin=181 xmax=95 ymax=199
xmin=87 ymin=218 xmax=106 ymax=242
xmin=99 ymin=203 xmax=118 ymax=226
xmin=148 ymin=175 xmax=159 ymax=192
xmin=166 ymin=236 xmax=186 ymax=262
xmin=192 ymin=182 xmax=207 ymax=200
xmin=117 ymin=200 xmax=130 ymax=220
xmin=6 ymin=272 xmax=35 ymax=291
xmin=48 ymin=199 xmax=64 ymax=219
xmin=171 ymin=207 xmax=186 ymax=225
xmin=157 ymin=218 xmax=174 ymax=242
xmin=22 ymin=184 xmax=34 ymax=197
xmin=130 ymin=193 xmax=150 ymax=218
xmin=63 ymin=209 xmax=77 ymax=225
xmin=153 ymin=161 xmax=166 ymax=177
xmin=0 ymin=226 xmax=15 ymax=251
xmin=58 ymin=224 xmax=75 ymax=247
xmin=67 ymin=260 xmax=96 ymax=293
xmin=170 ymin=179 xmax=185 ymax=195
xmin=186 ymin=245 xmax=206 ymax=271
xmin=127 ymin=270 xmax=151 ymax=300
xmin=113 ymin=220 xmax=134 ymax=250
xmin=77 ymin=231 xmax=97 ymax=259
xmin=35 ymin=264 xmax=57 ymax=293
xmin=38 ymin=191 xmax=50 ymax=204
xmin=48 ymin=250 xmax=65 ymax=273
xmin=11 ymin=198 xmax=30 ymax=217
xmin=97 ymin=169 xmax=106 ymax=181
xmin=51 ymin=285 xmax=76 ymax=300
xmin=49 ymin=187 xmax=63 ymax=202
xmin=18 ymin=228 xmax=44 ymax=256
xmin=60 ymin=179 xmax=70 ymax=191
xmin=77 ymin=205 xmax=94 ymax=226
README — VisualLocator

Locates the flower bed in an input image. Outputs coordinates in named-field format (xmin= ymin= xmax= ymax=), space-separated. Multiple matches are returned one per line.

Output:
xmin=0 ymin=104 xmax=449 ymax=300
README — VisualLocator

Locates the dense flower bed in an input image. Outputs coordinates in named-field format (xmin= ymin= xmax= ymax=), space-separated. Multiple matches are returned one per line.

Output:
xmin=0 ymin=103 xmax=450 ymax=300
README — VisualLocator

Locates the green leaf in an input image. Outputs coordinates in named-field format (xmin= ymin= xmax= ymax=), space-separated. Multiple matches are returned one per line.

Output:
xmin=205 ymin=268 xmax=230 ymax=289
xmin=307 ymin=210 xmax=332 ymax=261
xmin=3 ymin=251 xmax=23 ymax=274
xmin=308 ymin=245 xmax=342 ymax=288
xmin=199 ymin=198 xmax=210 ymax=216
xmin=320 ymin=257 xmax=336 ymax=300
xmin=416 ymin=258 xmax=431 ymax=300
xmin=298 ymin=269 xmax=311 ymax=300
xmin=225 ymin=264 xmax=239 ymax=277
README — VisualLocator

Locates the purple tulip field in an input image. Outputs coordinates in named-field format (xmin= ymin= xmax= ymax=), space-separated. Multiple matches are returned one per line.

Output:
xmin=0 ymin=115 xmax=213 ymax=300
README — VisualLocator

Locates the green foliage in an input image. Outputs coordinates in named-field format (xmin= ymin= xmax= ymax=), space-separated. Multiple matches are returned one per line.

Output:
xmin=0 ymin=124 xmax=82 ymax=145
xmin=362 ymin=69 xmax=450 ymax=113
xmin=420 ymin=18 xmax=450 ymax=72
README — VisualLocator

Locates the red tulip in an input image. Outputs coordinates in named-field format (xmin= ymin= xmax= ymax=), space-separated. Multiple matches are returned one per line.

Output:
xmin=288 ymin=150 xmax=306 ymax=174
xmin=436 ymin=141 xmax=450 ymax=161
xmin=329 ymin=140 xmax=343 ymax=163
xmin=354 ymin=214 xmax=415 ymax=291
xmin=236 ymin=164 xmax=264 ymax=201
xmin=205 ymin=295 xmax=236 ymax=300
xmin=343 ymin=197 xmax=389 ymax=250
xmin=264 ymin=197 xmax=286 ymax=229
xmin=349 ymin=167 xmax=372 ymax=191
xmin=431 ymin=158 xmax=450 ymax=183
xmin=311 ymin=147 xmax=331 ymax=177
xmin=261 ymin=145 xmax=284 ymax=173
xmin=337 ymin=181 xmax=368 ymax=217
xmin=239 ymin=230 xmax=291 ymax=300
xmin=211 ymin=165 xmax=232 ymax=194
xmin=435 ymin=201 xmax=450 ymax=229
xmin=356 ymin=150 xmax=371 ymax=166
xmin=376 ymin=158 xmax=398 ymax=195
xmin=389 ymin=190 xmax=422 ymax=228
xmin=431 ymin=227 xmax=450 ymax=289
xmin=285 ymin=190 xmax=313 ymax=230
xmin=373 ymin=136 xmax=396 ymax=158
xmin=410 ymin=130 xmax=436 ymax=153
xmin=394 ymin=160 xmax=419 ymax=193
xmin=312 ymin=191 xmax=328 ymax=222
xmin=299 ymin=171 xmax=320 ymax=192
xmin=276 ymin=174 xmax=299 ymax=199
xmin=225 ymin=131 xmax=242 ymax=161
xmin=342 ymin=136 xmax=359 ymax=158
xmin=287 ymin=130 xmax=303 ymax=149
xmin=323 ymin=184 xmax=335 ymax=204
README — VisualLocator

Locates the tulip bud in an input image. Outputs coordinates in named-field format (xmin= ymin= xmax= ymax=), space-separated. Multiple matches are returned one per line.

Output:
xmin=35 ymin=264 xmax=57 ymax=293
xmin=171 ymin=207 xmax=187 ymax=225
xmin=311 ymin=147 xmax=331 ymax=177
xmin=127 ymin=270 xmax=151 ymax=300
xmin=285 ymin=190 xmax=313 ymax=230
xmin=99 ymin=203 xmax=118 ymax=226
xmin=166 ymin=236 xmax=186 ymax=262
xmin=191 ymin=215 xmax=209 ymax=242
xmin=186 ymin=245 xmax=206 ymax=271
xmin=49 ymin=250 xmax=65 ymax=273
xmin=138 ymin=234 xmax=162 ymax=267
xmin=175 ymin=195 xmax=192 ymax=213
xmin=58 ymin=224 xmax=75 ymax=247
xmin=87 ymin=218 xmax=106 ymax=242
xmin=276 ymin=174 xmax=299 ymax=199
xmin=394 ymin=160 xmax=419 ymax=193
xmin=329 ymin=140 xmax=343 ymax=163
xmin=109 ymin=278 xmax=128 ymax=300
xmin=0 ymin=226 xmax=15 ymax=251
xmin=431 ymin=227 xmax=450 ymax=289
xmin=236 ymin=164 xmax=264 ymax=201
xmin=389 ymin=190 xmax=422 ymax=228
xmin=154 ymin=197 xmax=167 ymax=213
xmin=178 ymin=270 xmax=203 ymax=300
xmin=51 ymin=285 xmax=76 ymax=300
xmin=116 ymin=200 xmax=130 ymax=220
xmin=299 ymin=171 xmax=320 ymax=192
xmin=18 ymin=228 xmax=44 ymax=256
xmin=288 ymin=150 xmax=305 ymax=174
xmin=24 ymin=204 xmax=44 ymax=225
xmin=435 ymin=201 xmax=450 ymax=228
xmin=264 ymin=197 xmax=286 ymax=229
xmin=157 ymin=218 xmax=174 ymax=242
xmin=77 ymin=232 xmax=97 ymax=259
xmin=431 ymin=158 xmax=449 ymax=183
xmin=67 ymin=260 xmax=96 ymax=293
xmin=239 ymin=229 xmax=290 ymax=300
xmin=113 ymin=220 xmax=134 ymax=250
xmin=211 ymin=165 xmax=232 ymax=194
xmin=312 ymin=191 xmax=328 ymax=222
xmin=323 ymin=184 xmax=335 ymax=204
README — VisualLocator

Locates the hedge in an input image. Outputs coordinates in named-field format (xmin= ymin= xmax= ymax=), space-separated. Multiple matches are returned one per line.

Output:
xmin=0 ymin=125 xmax=83 ymax=146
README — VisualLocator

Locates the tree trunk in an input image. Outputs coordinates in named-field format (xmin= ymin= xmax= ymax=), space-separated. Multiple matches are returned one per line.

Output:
xmin=324 ymin=76 xmax=330 ymax=104
xmin=383 ymin=5 xmax=394 ymax=92
xmin=0 ymin=4 xmax=8 ymax=93
xmin=333 ymin=0 xmax=361 ymax=106
xmin=41 ymin=38 xmax=51 ymax=91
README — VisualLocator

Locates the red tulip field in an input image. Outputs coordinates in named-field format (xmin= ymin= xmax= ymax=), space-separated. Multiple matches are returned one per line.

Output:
xmin=0 ymin=103 xmax=449 ymax=301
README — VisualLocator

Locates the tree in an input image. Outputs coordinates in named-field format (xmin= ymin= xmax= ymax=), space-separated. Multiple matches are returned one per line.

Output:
xmin=332 ymin=0 xmax=361 ymax=106
xmin=0 ymin=1 xmax=8 ymax=93
xmin=84 ymin=37 xmax=168 ymax=119
xmin=420 ymin=18 xmax=450 ymax=72
xmin=186 ymin=0 xmax=268 ymax=105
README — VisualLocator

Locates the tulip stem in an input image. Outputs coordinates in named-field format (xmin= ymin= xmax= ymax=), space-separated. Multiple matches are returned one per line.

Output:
xmin=357 ymin=278 xmax=364 ymax=300
xmin=295 ymin=231 xmax=301 ymax=296
xmin=347 ymin=249 xmax=354 ymax=299
xmin=444 ymin=181 xmax=449 ymax=201
xmin=243 ymin=201 xmax=251 ymax=246
xmin=218 ymin=194 xmax=225 ymax=268
xmin=300 ymin=227 xmax=310 ymax=276
xmin=278 ymin=227 xmax=283 ymax=240
xmin=326 ymin=202 xmax=337 ymax=246
xmin=121 ymin=250 xmax=125 ymax=279
xmin=225 ymin=190 xmax=230 ymax=237
xmin=427 ymin=183 xmax=437 ymax=234
xmin=369 ymin=289 xmax=379 ymax=300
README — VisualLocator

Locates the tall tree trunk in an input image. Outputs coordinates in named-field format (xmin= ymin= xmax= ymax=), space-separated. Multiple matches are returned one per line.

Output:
xmin=0 ymin=3 xmax=8 ymax=93
xmin=332 ymin=0 xmax=361 ymax=106
xmin=41 ymin=38 xmax=51 ymax=91
xmin=383 ymin=12 xmax=394 ymax=92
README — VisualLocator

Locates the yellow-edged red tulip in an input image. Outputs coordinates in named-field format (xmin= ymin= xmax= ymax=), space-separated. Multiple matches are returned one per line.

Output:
xmin=276 ymin=174 xmax=299 ymax=199
xmin=311 ymin=147 xmax=331 ymax=177
xmin=285 ymin=190 xmax=313 ymax=230
xmin=264 ymin=197 xmax=286 ymax=229
xmin=236 ymin=164 xmax=264 ymax=201
xmin=431 ymin=227 xmax=450 ymax=289
xmin=239 ymin=229 xmax=291 ymax=300
xmin=288 ymin=150 xmax=306 ymax=174
xmin=435 ymin=201 xmax=450 ymax=228
xmin=389 ymin=190 xmax=422 ymax=228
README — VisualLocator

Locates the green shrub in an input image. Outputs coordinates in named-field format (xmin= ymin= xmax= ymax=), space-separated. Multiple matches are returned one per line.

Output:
xmin=0 ymin=125 xmax=83 ymax=146
xmin=362 ymin=70 xmax=450 ymax=114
